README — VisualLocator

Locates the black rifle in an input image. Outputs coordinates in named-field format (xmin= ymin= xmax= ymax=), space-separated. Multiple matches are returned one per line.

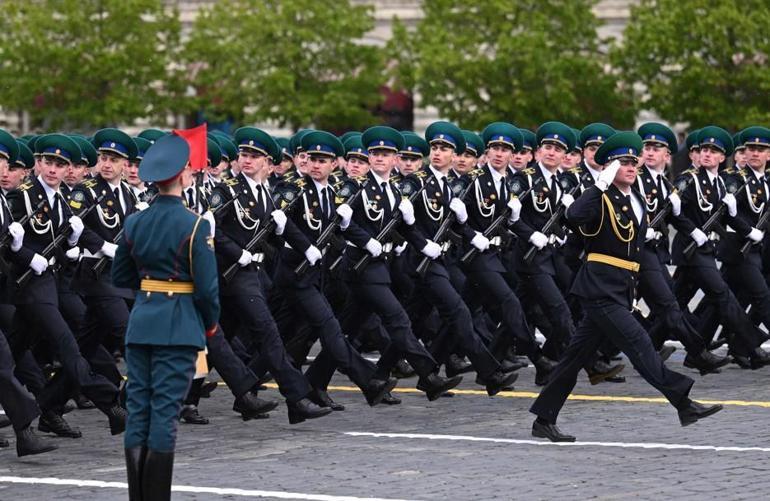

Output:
xmin=647 ymin=174 xmax=696 ymax=232
xmin=683 ymin=177 xmax=749 ymax=260
xmin=221 ymin=188 xmax=304 ymax=285
xmin=17 ymin=194 xmax=106 ymax=288
xmin=294 ymin=179 xmax=368 ymax=276
xmin=416 ymin=173 xmax=480 ymax=277
xmin=522 ymin=180 xmax=582 ymax=265
xmin=352 ymin=176 xmax=428 ymax=275
xmin=0 ymin=199 xmax=46 ymax=274
xmin=460 ymin=177 xmax=543 ymax=265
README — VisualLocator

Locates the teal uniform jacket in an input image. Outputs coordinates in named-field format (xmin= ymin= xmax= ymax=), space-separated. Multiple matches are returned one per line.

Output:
xmin=111 ymin=195 xmax=220 ymax=348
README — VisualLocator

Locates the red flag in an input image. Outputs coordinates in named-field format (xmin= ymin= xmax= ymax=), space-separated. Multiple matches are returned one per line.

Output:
xmin=173 ymin=123 xmax=208 ymax=171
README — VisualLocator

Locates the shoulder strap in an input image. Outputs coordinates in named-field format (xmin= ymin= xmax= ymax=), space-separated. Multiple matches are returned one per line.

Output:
xmin=188 ymin=216 xmax=203 ymax=279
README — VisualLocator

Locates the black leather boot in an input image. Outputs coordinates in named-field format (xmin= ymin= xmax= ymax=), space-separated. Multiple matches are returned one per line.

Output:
xmin=125 ymin=446 xmax=146 ymax=500
xmin=142 ymin=450 xmax=174 ymax=501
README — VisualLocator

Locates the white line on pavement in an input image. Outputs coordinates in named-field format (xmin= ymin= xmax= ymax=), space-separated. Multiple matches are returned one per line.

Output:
xmin=0 ymin=476 xmax=420 ymax=501
xmin=344 ymin=431 xmax=770 ymax=454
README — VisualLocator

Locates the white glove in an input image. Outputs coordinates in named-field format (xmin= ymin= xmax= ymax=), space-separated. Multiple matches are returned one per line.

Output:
xmin=29 ymin=253 xmax=48 ymax=275
xmin=507 ymin=197 xmax=522 ymax=223
xmin=304 ymin=245 xmax=322 ymax=266
xmin=336 ymin=203 xmax=353 ymax=230
xmin=67 ymin=216 xmax=84 ymax=246
xmin=365 ymin=238 xmax=382 ymax=257
xmin=690 ymin=228 xmax=708 ymax=247
xmin=394 ymin=242 xmax=408 ymax=256
xmin=101 ymin=241 xmax=117 ymax=259
xmin=529 ymin=231 xmax=548 ymax=250
xmin=8 ymin=222 xmax=24 ymax=252
xmin=202 ymin=211 xmax=216 ymax=238
xmin=135 ymin=201 xmax=149 ymax=212
xmin=421 ymin=240 xmax=442 ymax=259
xmin=553 ymin=235 xmax=567 ymax=247
xmin=645 ymin=228 xmax=657 ymax=242
xmin=399 ymin=199 xmax=415 ymax=226
xmin=596 ymin=160 xmax=621 ymax=191
xmin=238 ymin=250 xmax=253 ymax=267
xmin=668 ymin=193 xmax=681 ymax=217
xmin=748 ymin=227 xmax=765 ymax=243
xmin=65 ymin=247 xmax=81 ymax=261
xmin=722 ymin=193 xmax=737 ymax=217
xmin=470 ymin=232 xmax=490 ymax=251
xmin=561 ymin=193 xmax=575 ymax=209
xmin=271 ymin=210 xmax=287 ymax=236
xmin=449 ymin=198 xmax=468 ymax=223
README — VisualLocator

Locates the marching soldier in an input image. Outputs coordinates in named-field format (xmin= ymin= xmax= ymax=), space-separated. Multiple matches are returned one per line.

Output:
xmin=459 ymin=122 xmax=556 ymax=384
xmin=530 ymin=132 xmax=720 ymax=442
xmin=337 ymin=125 xmax=463 ymax=400
xmin=6 ymin=133 xmax=126 ymax=437
xmin=69 ymin=128 xmax=139 ymax=387
xmin=401 ymin=121 xmax=517 ymax=394
xmin=209 ymin=126 xmax=331 ymax=424
xmin=273 ymin=130 xmax=398 ymax=408
xmin=342 ymin=134 xmax=370 ymax=178
xmin=634 ymin=122 xmax=728 ymax=374
xmin=671 ymin=126 xmax=770 ymax=368
xmin=718 ymin=127 xmax=770 ymax=347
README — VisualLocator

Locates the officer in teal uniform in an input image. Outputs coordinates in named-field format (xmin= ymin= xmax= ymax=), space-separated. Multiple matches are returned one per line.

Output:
xmin=112 ymin=133 xmax=220 ymax=501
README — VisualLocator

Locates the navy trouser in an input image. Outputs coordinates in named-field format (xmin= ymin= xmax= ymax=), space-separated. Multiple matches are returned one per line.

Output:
xmin=531 ymin=298 xmax=694 ymax=424
xmin=124 ymin=344 xmax=197 ymax=452
xmin=0 ymin=331 xmax=40 ymax=431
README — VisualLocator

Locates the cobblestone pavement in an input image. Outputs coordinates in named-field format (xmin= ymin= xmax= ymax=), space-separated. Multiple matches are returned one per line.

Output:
xmin=2 ymin=347 xmax=770 ymax=500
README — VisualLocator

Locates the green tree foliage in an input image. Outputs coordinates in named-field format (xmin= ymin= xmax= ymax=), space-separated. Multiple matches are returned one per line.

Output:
xmin=0 ymin=0 xmax=182 ymax=130
xmin=388 ymin=0 xmax=634 ymax=131
xmin=183 ymin=0 xmax=385 ymax=131
xmin=614 ymin=0 xmax=770 ymax=130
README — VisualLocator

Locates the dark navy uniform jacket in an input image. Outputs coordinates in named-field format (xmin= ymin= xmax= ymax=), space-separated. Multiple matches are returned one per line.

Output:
xmin=401 ymin=165 xmax=475 ymax=279
xmin=566 ymin=184 xmax=647 ymax=309
xmin=671 ymin=168 xmax=752 ymax=267
xmin=342 ymin=170 xmax=425 ymax=284
xmin=68 ymin=175 xmax=137 ymax=298
xmin=462 ymin=164 xmax=520 ymax=274
xmin=718 ymin=167 xmax=768 ymax=266
xmin=209 ymin=173 xmax=311 ymax=296
xmin=6 ymin=178 xmax=73 ymax=305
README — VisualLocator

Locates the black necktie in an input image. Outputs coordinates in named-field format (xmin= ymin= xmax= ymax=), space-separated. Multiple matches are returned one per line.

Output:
xmin=713 ymin=178 xmax=721 ymax=201
xmin=321 ymin=187 xmax=331 ymax=223
xmin=255 ymin=185 xmax=264 ymax=213
xmin=380 ymin=182 xmax=393 ymax=218
xmin=442 ymin=177 xmax=452 ymax=205
xmin=51 ymin=193 xmax=60 ymax=227
xmin=656 ymin=175 xmax=665 ymax=200
xmin=549 ymin=175 xmax=558 ymax=207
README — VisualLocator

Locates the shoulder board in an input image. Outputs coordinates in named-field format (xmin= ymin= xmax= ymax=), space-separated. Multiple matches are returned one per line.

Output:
xmin=569 ymin=167 xmax=583 ymax=174
xmin=82 ymin=178 xmax=99 ymax=189
xmin=468 ymin=167 xmax=486 ymax=178
xmin=636 ymin=166 xmax=645 ymax=175
xmin=521 ymin=168 xmax=536 ymax=175
xmin=224 ymin=177 xmax=240 ymax=186
xmin=18 ymin=181 xmax=33 ymax=191
xmin=682 ymin=168 xmax=697 ymax=175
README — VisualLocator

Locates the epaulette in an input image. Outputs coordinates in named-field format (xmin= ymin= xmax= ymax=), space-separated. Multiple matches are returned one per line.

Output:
xmin=82 ymin=178 xmax=99 ymax=189
xmin=18 ymin=181 xmax=33 ymax=191
xmin=569 ymin=166 xmax=583 ymax=174
xmin=636 ymin=166 xmax=645 ymax=175
xmin=468 ymin=167 xmax=486 ymax=178
xmin=224 ymin=177 xmax=239 ymax=187
xmin=521 ymin=168 xmax=536 ymax=175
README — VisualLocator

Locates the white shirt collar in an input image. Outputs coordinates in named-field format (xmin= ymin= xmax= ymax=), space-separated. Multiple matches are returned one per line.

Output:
xmin=750 ymin=167 xmax=766 ymax=180
xmin=705 ymin=169 xmax=719 ymax=184
xmin=243 ymin=174 xmax=261 ymax=193
xmin=370 ymin=171 xmax=390 ymax=188
xmin=538 ymin=162 xmax=558 ymax=182
xmin=488 ymin=164 xmax=505 ymax=183
xmin=37 ymin=175 xmax=59 ymax=206
xmin=585 ymin=164 xmax=601 ymax=181
xmin=428 ymin=164 xmax=447 ymax=183
xmin=312 ymin=178 xmax=329 ymax=195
